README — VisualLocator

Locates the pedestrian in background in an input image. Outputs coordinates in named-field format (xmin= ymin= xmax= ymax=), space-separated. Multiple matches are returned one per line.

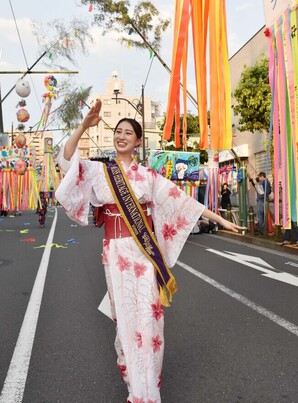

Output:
xmin=55 ymin=99 xmax=245 ymax=403
xmin=281 ymin=221 xmax=298 ymax=246
xmin=37 ymin=191 xmax=48 ymax=228
xmin=255 ymin=172 xmax=271 ymax=235
xmin=220 ymin=182 xmax=231 ymax=209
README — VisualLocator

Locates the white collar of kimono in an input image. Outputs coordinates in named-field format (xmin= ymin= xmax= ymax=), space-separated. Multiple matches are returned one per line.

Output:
xmin=119 ymin=158 xmax=138 ymax=171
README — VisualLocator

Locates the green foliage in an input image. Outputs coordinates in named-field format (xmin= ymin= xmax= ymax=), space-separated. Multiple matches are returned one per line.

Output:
xmin=233 ymin=57 xmax=271 ymax=133
xmin=57 ymin=86 xmax=92 ymax=130
xmin=158 ymin=113 xmax=199 ymax=135
xmin=157 ymin=113 xmax=208 ymax=163
xmin=80 ymin=0 xmax=170 ymax=51
xmin=32 ymin=19 xmax=93 ymax=67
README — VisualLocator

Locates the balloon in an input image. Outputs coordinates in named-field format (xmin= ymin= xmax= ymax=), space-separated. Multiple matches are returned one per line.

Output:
xmin=15 ymin=134 xmax=27 ymax=148
xmin=14 ymin=159 xmax=27 ymax=175
xmin=16 ymin=108 xmax=30 ymax=123
xmin=15 ymin=79 xmax=31 ymax=98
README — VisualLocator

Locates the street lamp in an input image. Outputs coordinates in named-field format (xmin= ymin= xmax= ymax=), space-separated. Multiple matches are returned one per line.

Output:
xmin=112 ymin=85 xmax=146 ymax=163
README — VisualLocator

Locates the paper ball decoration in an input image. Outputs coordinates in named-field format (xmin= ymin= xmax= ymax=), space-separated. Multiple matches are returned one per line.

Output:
xmin=15 ymin=79 xmax=31 ymax=98
xmin=15 ymin=134 xmax=27 ymax=148
xmin=44 ymin=75 xmax=57 ymax=91
xmin=14 ymin=159 xmax=27 ymax=175
xmin=16 ymin=108 xmax=30 ymax=123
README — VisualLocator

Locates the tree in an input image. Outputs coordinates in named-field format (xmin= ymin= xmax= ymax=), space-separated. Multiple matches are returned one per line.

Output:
xmin=158 ymin=113 xmax=208 ymax=164
xmin=57 ymin=86 xmax=92 ymax=131
xmin=233 ymin=57 xmax=271 ymax=134
xmin=32 ymin=18 xmax=93 ymax=68
xmin=80 ymin=0 xmax=170 ymax=52
xmin=31 ymin=19 xmax=95 ymax=136
xmin=31 ymin=1 xmax=170 ymax=132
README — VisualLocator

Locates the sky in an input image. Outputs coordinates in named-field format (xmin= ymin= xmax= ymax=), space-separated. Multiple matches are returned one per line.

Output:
xmin=0 ymin=0 xmax=266 ymax=143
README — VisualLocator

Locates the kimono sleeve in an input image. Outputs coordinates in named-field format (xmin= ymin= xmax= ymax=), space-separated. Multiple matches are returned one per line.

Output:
xmin=151 ymin=173 xmax=205 ymax=268
xmin=55 ymin=146 xmax=98 ymax=226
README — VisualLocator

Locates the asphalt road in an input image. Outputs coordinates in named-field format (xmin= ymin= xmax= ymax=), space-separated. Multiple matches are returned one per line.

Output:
xmin=0 ymin=208 xmax=298 ymax=403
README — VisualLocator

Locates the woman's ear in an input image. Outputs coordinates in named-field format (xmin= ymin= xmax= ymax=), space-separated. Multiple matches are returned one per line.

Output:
xmin=136 ymin=138 xmax=142 ymax=147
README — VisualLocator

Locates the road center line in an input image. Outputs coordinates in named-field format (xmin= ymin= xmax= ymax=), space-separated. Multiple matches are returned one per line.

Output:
xmin=0 ymin=208 xmax=58 ymax=403
xmin=176 ymin=260 xmax=298 ymax=337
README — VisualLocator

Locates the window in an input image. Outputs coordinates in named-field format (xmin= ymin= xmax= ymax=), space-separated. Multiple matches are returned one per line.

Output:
xmin=104 ymin=111 xmax=111 ymax=117
xmin=255 ymin=151 xmax=271 ymax=175
xmin=104 ymin=137 xmax=112 ymax=142
xmin=103 ymin=99 xmax=111 ymax=105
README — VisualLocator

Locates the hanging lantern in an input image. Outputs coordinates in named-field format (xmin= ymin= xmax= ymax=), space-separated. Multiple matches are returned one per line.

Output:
xmin=15 ymin=134 xmax=27 ymax=148
xmin=16 ymin=108 xmax=30 ymax=123
xmin=14 ymin=158 xmax=27 ymax=175
xmin=15 ymin=79 xmax=31 ymax=98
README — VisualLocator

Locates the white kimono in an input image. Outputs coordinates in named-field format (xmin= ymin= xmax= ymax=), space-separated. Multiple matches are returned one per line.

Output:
xmin=56 ymin=149 xmax=205 ymax=403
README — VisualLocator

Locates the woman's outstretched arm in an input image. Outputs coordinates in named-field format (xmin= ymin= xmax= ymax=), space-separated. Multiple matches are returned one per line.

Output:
xmin=201 ymin=208 xmax=246 ymax=233
xmin=64 ymin=99 xmax=102 ymax=161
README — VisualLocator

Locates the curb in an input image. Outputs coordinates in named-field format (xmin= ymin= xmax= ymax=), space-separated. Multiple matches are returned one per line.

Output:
xmin=216 ymin=230 xmax=298 ymax=256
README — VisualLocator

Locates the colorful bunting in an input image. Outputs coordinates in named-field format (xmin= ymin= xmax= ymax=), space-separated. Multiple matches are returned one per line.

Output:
xmin=163 ymin=0 xmax=232 ymax=151
xmin=266 ymin=6 xmax=298 ymax=227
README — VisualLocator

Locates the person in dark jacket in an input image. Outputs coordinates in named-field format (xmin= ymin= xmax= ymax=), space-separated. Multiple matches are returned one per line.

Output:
xmin=256 ymin=172 xmax=271 ymax=235
xmin=220 ymin=183 xmax=231 ymax=209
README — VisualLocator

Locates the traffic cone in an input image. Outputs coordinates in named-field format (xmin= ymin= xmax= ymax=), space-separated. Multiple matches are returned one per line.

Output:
xmin=267 ymin=209 xmax=274 ymax=234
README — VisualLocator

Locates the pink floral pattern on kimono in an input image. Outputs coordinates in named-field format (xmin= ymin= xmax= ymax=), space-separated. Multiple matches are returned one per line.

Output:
xmin=161 ymin=223 xmax=178 ymax=241
xmin=56 ymin=147 xmax=205 ymax=403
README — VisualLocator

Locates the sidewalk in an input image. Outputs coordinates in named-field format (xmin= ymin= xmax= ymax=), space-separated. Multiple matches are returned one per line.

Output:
xmin=217 ymin=229 xmax=298 ymax=257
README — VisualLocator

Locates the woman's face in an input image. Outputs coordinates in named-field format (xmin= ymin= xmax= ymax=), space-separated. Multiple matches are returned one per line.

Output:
xmin=113 ymin=120 xmax=141 ymax=155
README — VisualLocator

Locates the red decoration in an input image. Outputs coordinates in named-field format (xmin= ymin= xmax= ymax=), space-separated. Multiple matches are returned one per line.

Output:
xmin=14 ymin=159 xmax=27 ymax=175
xmin=16 ymin=108 xmax=30 ymax=123
xmin=264 ymin=28 xmax=271 ymax=37
xmin=15 ymin=134 xmax=27 ymax=148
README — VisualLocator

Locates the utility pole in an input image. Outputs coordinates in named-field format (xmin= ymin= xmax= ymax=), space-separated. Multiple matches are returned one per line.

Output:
xmin=0 ymin=86 xmax=3 ymax=132
xmin=141 ymin=85 xmax=145 ymax=162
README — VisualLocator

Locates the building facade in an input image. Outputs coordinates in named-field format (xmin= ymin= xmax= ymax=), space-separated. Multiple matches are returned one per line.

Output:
xmin=79 ymin=71 xmax=162 ymax=160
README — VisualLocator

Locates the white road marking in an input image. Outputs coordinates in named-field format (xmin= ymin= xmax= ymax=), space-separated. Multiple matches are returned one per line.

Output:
xmin=285 ymin=261 xmax=298 ymax=268
xmin=176 ymin=260 xmax=298 ymax=337
xmin=207 ymin=249 xmax=298 ymax=287
xmin=0 ymin=208 xmax=58 ymax=403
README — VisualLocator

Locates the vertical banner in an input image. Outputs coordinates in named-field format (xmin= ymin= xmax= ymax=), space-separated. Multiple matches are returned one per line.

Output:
xmin=39 ymin=137 xmax=60 ymax=195
xmin=163 ymin=0 xmax=232 ymax=151
xmin=264 ymin=1 xmax=298 ymax=226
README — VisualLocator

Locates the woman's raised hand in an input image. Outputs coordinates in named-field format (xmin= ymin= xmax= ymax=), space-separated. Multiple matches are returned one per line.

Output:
xmin=82 ymin=99 xmax=102 ymax=130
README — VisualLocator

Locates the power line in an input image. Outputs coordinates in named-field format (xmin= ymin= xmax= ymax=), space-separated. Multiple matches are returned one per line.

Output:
xmin=9 ymin=0 xmax=29 ymax=69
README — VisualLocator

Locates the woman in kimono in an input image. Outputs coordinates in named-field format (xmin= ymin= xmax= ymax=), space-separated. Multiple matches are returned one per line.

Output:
xmin=56 ymin=99 xmax=245 ymax=403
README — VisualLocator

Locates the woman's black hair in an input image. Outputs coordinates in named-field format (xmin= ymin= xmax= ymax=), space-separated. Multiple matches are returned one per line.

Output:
xmin=114 ymin=118 xmax=143 ymax=139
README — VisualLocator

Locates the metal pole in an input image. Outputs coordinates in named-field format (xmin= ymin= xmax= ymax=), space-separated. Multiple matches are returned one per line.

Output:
xmin=141 ymin=85 xmax=145 ymax=162
xmin=0 ymin=87 xmax=3 ymax=132
xmin=238 ymin=161 xmax=247 ymax=230
xmin=129 ymin=19 xmax=198 ymax=109
xmin=11 ymin=122 xmax=14 ymax=146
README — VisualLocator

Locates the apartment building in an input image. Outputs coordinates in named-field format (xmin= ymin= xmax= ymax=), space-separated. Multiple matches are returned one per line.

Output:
xmin=78 ymin=71 xmax=162 ymax=160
